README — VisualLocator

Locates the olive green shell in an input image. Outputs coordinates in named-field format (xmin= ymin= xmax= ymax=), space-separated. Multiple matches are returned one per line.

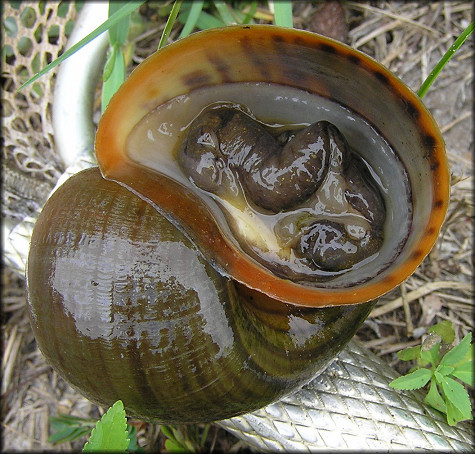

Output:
xmin=27 ymin=24 xmax=448 ymax=425
xmin=27 ymin=168 xmax=374 ymax=423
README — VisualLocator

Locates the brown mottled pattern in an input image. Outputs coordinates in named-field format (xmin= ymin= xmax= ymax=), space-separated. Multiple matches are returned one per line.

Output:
xmin=181 ymin=70 xmax=213 ymax=88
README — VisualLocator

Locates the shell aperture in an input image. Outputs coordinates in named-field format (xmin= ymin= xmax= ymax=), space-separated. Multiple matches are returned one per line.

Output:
xmin=178 ymin=105 xmax=386 ymax=279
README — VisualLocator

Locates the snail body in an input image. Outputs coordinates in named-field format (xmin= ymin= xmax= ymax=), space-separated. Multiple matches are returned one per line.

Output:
xmin=27 ymin=26 xmax=449 ymax=423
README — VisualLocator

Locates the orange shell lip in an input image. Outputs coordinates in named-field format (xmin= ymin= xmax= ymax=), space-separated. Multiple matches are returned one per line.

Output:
xmin=95 ymin=25 xmax=449 ymax=308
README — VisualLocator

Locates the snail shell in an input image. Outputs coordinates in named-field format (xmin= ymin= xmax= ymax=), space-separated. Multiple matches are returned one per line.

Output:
xmin=27 ymin=26 xmax=449 ymax=423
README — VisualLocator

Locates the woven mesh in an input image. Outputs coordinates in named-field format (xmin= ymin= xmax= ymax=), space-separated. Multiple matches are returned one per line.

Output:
xmin=2 ymin=1 xmax=77 ymax=220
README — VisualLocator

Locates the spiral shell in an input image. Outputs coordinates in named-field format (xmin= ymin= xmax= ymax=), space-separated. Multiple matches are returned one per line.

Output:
xmin=27 ymin=25 xmax=448 ymax=423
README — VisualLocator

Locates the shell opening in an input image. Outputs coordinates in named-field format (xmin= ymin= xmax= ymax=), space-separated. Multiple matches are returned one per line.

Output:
xmin=125 ymin=82 xmax=412 ymax=288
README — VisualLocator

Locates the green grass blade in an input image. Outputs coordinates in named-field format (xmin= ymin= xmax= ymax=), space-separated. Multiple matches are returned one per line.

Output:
xmin=213 ymin=1 xmax=238 ymax=25
xmin=18 ymin=1 xmax=145 ymax=92
xmin=194 ymin=11 xmax=226 ymax=30
xmin=102 ymin=44 xmax=126 ymax=113
xmin=272 ymin=0 xmax=293 ymax=28
xmin=241 ymin=1 xmax=258 ymax=25
xmin=179 ymin=0 xmax=204 ymax=38
xmin=418 ymin=21 xmax=474 ymax=98
xmin=108 ymin=1 xmax=131 ymax=47
xmin=158 ymin=0 xmax=183 ymax=49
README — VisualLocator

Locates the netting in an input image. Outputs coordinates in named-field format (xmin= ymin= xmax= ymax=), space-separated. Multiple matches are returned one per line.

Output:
xmin=2 ymin=1 xmax=77 ymax=220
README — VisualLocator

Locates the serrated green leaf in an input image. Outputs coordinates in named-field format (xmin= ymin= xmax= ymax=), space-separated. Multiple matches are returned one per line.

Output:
xmin=420 ymin=343 xmax=440 ymax=366
xmin=440 ymin=333 xmax=472 ymax=367
xmin=397 ymin=345 xmax=421 ymax=361
xmin=461 ymin=343 xmax=474 ymax=364
xmin=389 ymin=368 xmax=432 ymax=390
xmin=435 ymin=364 xmax=455 ymax=376
xmin=424 ymin=379 xmax=447 ymax=414
xmin=451 ymin=361 xmax=474 ymax=386
xmin=434 ymin=370 xmax=444 ymax=384
xmin=446 ymin=397 xmax=471 ymax=426
xmin=83 ymin=401 xmax=130 ymax=452
xmin=439 ymin=376 xmax=472 ymax=423
xmin=427 ymin=320 xmax=455 ymax=343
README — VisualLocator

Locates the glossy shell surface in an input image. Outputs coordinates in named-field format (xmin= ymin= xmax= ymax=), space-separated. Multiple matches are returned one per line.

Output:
xmin=27 ymin=25 xmax=449 ymax=424
xmin=27 ymin=168 xmax=374 ymax=423
xmin=96 ymin=25 xmax=449 ymax=307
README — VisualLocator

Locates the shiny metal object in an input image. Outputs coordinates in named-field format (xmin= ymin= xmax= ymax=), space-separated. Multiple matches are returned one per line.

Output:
xmin=219 ymin=339 xmax=473 ymax=451
xmin=3 ymin=4 xmax=473 ymax=451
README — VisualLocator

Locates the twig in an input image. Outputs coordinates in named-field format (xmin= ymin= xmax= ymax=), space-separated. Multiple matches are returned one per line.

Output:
xmin=370 ymin=281 xmax=473 ymax=318
xmin=400 ymin=282 xmax=414 ymax=336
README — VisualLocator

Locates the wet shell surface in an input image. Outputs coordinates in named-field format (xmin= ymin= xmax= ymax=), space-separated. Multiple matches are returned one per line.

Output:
xmin=27 ymin=25 xmax=449 ymax=423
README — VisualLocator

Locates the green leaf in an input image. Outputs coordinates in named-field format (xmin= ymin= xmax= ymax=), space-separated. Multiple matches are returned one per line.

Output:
xmin=439 ymin=376 xmax=472 ymax=424
xmin=435 ymin=364 xmax=454 ymax=377
xmin=451 ymin=361 xmax=474 ymax=386
xmin=49 ymin=426 xmax=94 ymax=445
xmin=102 ymin=44 xmax=126 ymax=113
xmin=164 ymin=438 xmax=186 ymax=452
xmin=213 ymin=1 xmax=238 ymax=25
xmin=434 ymin=370 xmax=444 ymax=384
xmin=424 ymin=379 xmax=447 ymax=414
xmin=158 ymin=0 xmax=183 ymax=49
xmin=126 ymin=425 xmax=145 ymax=452
xmin=18 ymin=1 xmax=146 ymax=91
xmin=420 ymin=343 xmax=440 ymax=366
xmin=109 ymin=1 xmax=131 ymax=47
xmin=178 ymin=0 xmax=204 ymax=38
xmin=397 ymin=345 xmax=421 ymax=362
xmin=389 ymin=368 xmax=432 ymax=390
xmin=49 ymin=414 xmax=96 ymax=444
xmin=50 ymin=414 xmax=97 ymax=428
xmin=427 ymin=320 xmax=455 ymax=344
xmin=83 ymin=401 xmax=130 ymax=452
xmin=462 ymin=342 xmax=474 ymax=364
xmin=446 ymin=398 xmax=468 ymax=426
xmin=440 ymin=332 xmax=472 ymax=367
xmin=272 ymin=0 xmax=293 ymax=28
xmin=102 ymin=47 xmax=116 ymax=83
xmin=160 ymin=425 xmax=176 ymax=440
